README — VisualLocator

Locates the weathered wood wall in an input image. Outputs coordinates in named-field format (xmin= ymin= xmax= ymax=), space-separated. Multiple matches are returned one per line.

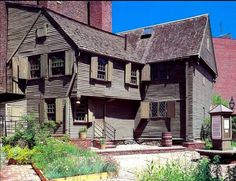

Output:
xmin=77 ymin=53 xmax=141 ymax=101
xmin=136 ymin=61 xmax=186 ymax=139
xmin=192 ymin=61 xmax=214 ymax=139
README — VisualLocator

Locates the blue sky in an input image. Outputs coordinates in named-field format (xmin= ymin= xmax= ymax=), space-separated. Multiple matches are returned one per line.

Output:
xmin=112 ymin=1 xmax=236 ymax=38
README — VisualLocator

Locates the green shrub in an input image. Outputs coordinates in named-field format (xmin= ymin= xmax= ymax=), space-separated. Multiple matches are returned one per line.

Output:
xmin=137 ymin=157 xmax=223 ymax=181
xmin=212 ymin=94 xmax=229 ymax=108
xmin=2 ymin=145 xmax=35 ymax=164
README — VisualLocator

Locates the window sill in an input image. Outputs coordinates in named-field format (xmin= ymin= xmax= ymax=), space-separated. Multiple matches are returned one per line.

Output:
xmin=73 ymin=121 xmax=92 ymax=125
xmin=90 ymin=78 xmax=111 ymax=85
xmin=126 ymin=83 xmax=139 ymax=88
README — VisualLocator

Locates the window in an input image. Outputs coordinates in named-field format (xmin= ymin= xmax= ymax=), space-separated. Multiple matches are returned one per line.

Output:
xmin=141 ymin=27 xmax=153 ymax=39
xmin=150 ymin=102 xmax=166 ymax=118
xmin=97 ymin=57 xmax=107 ymax=80
xmin=131 ymin=67 xmax=137 ymax=84
xmin=29 ymin=55 xmax=40 ymax=78
xmin=74 ymin=101 xmax=87 ymax=122
xmin=47 ymin=100 xmax=55 ymax=121
xmin=50 ymin=52 xmax=65 ymax=76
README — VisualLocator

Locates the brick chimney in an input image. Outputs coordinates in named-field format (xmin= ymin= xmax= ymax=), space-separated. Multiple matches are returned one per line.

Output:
xmin=0 ymin=2 xmax=7 ymax=92
xmin=89 ymin=1 xmax=112 ymax=32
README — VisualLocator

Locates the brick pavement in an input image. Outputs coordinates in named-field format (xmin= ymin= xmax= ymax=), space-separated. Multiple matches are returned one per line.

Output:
xmin=0 ymin=165 xmax=40 ymax=181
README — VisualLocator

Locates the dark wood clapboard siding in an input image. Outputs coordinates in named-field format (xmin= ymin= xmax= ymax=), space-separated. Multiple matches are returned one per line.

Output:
xmin=105 ymin=99 xmax=139 ymax=140
xmin=192 ymin=61 xmax=214 ymax=139
xmin=17 ymin=14 xmax=71 ymax=57
xmin=136 ymin=61 xmax=186 ymax=139
xmin=77 ymin=53 xmax=141 ymax=100
xmin=199 ymin=21 xmax=217 ymax=74
xmin=7 ymin=7 xmax=39 ymax=59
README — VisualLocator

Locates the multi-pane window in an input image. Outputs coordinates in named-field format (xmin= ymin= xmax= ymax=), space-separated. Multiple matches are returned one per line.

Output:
xmin=50 ymin=52 xmax=65 ymax=76
xmin=47 ymin=100 xmax=55 ymax=121
xmin=29 ymin=55 xmax=40 ymax=78
xmin=97 ymin=57 xmax=107 ymax=80
xmin=75 ymin=101 xmax=87 ymax=121
xmin=131 ymin=68 xmax=137 ymax=84
xmin=150 ymin=102 xmax=166 ymax=118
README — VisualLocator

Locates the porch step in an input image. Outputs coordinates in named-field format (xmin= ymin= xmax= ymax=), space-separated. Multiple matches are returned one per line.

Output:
xmin=93 ymin=139 xmax=116 ymax=149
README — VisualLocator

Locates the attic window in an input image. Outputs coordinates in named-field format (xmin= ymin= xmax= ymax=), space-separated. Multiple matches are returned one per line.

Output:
xmin=141 ymin=27 xmax=153 ymax=39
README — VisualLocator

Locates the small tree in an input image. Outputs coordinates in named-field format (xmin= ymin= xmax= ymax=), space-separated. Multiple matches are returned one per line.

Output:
xmin=212 ymin=94 xmax=229 ymax=108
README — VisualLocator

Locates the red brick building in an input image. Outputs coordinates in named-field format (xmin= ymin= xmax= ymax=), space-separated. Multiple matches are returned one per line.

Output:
xmin=213 ymin=37 xmax=236 ymax=113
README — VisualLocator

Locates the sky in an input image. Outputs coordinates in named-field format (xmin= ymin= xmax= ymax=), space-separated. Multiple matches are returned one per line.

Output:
xmin=112 ymin=1 xmax=236 ymax=38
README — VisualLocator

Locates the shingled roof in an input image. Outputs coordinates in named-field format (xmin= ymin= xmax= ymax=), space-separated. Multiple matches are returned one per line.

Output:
xmin=45 ymin=10 xmax=138 ymax=63
xmin=120 ymin=15 xmax=208 ymax=64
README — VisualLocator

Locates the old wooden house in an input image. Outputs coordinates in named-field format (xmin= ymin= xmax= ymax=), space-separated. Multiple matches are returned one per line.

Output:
xmin=0 ymin=2 xmax=217 ymax=144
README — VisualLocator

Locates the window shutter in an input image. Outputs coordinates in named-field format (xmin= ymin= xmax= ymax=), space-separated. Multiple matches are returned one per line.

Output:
xmin=19 ymin=56 xmax=29 ymax=79
xmin=56 ymin=98 xmax=65 ymax=124
xmin=141 ymin=64 xmax=150 ymax=81
xmin=90 ymin=56 xmax=98 ymax=79
xmin=167 ymin=101 xmax=175 ymax=118
xmin=12 ymin=57 xmax=19 ymax=79
xmin=140 ymin=101 xmax=150 ymax=119
xmin=107 ymin=60 xmax=113 ymax=82
xmin=40 ymin=54 xmax=48 ymax=78
xmin=125 ymin=62 xmax=131 ymax=84
xmin=65 ymin=50 xmax=74 ymax=75
xmin=136 ymin=69 xmax=140 ymax=86
xmin=39 ymin=99 xmax=45 ymax=123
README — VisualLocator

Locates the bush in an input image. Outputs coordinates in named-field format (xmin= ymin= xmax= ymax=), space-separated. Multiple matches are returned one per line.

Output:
xmin=2 ymin=145 xmax=36 ymax=164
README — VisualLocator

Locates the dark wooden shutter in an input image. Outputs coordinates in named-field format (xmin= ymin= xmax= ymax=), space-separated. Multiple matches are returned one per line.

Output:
xmin=107 ymin=60 xmax=113 ymax=82
xmin=167 ymin=101 xmax=175 ymax=118
xmin=19 ymin=56 xmax=29 ymax=79
xmin=90 ymin=56 xmax=98 ymax=79
xmin=40 ymin=54 xmax=48 ymax=78
xmin=65 ymin=50 xmax=74 ymax=75
xmin=142 ymin=64 xmax=150 ymax=81
xmin=140 ymin=101 xmax=150 ymax=119
xmin=39 ymin=99 xmax=45 ymax=123
xmin=125 ymin=62 xmax=131 ymax=84
xmin=56 ymin=98 xmax=65 ymax=124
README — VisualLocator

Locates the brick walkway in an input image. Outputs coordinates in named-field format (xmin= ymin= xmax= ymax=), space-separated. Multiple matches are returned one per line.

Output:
xmin=0 ymin=165 xmax=40 ymax=181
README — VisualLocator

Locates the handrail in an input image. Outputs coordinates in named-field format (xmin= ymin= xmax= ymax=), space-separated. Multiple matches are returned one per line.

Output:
xmin=93 ymin=120 xmax=116 ymax=141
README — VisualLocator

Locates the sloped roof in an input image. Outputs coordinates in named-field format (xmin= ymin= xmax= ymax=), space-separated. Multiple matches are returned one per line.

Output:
xmin=46 ymin=10 xmax=138 ymax=63
xmin=209 ymin=105 xmax=233 ymax=114
xmin=119 ymin=15 xmax=208 ymax=64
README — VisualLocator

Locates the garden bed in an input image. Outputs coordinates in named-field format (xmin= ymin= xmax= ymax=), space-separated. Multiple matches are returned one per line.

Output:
xmin=32 ymin=163 xmax=117 ymax=181
xmin=1 ymin=115 xmax=118 ymax=180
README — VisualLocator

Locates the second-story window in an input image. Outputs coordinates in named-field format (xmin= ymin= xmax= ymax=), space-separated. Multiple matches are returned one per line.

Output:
xmin=131 ymin=67 xmax=137 ymax=84
xmin=97 ymin=57 xmax=107 ymax=80
xmin=29 ymin=55 xmax=40 ymax=79
xmin=50 ymin=52 xmax=65 ymax=76
xmin=47 ymin=100 xmax=55 ymax=121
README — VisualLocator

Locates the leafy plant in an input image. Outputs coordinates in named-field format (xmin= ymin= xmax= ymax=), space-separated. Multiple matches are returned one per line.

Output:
xmin=99 ymin=138 xmax=105 ymax=145
xmin=79 ymin=127 xmax=87 ymax=134
xmin=2 ymin=145 xmax=36 ymax=164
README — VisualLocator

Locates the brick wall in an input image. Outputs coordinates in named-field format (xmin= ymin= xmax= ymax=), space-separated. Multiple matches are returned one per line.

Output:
xmin=40 ymin=1 xmax=89 ymax=25
xmin=0 ymin=2 xmax=7 ymax=92
xmin=213 ymin=38 xmax=236 ymax=113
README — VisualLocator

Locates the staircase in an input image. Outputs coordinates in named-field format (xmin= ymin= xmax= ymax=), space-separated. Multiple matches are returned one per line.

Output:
xmin=94 ymin=121 xmax=116 ymax=149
